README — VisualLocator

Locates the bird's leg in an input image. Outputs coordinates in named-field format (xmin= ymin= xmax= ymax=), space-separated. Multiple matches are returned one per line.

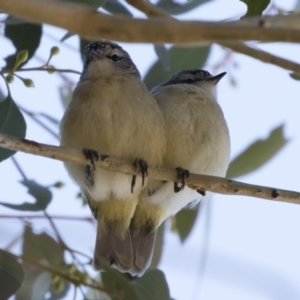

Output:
xmin=83 ymin=148 xmax=99 ymax=186
xmin=131 ymin=159 xmax=148 ymax=193
xmin=174 ymin=167 xmax=190 ymax=193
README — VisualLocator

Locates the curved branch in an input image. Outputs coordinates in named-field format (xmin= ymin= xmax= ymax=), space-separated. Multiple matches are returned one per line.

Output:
xmin=1 ymin=0 xmax=300 ymax=43
xmin=125 ymin=0 xmax=300 ymax=74
xmin=219 ymin=41 xmax=300 ymax=74
xmin=0 ymin=133 xmax=299 ymax=205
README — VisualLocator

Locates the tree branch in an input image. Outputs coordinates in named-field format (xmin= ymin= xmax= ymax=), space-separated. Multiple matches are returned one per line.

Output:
xmin=0 ymin=133 xmax=299 ymax=205
xmin=219 ymin=41 xmax=300 ymax=74
xmin=1 ymin=0 xmax=300 ymax=44
xmin=125 ymin=0 xmax=300 ymax=74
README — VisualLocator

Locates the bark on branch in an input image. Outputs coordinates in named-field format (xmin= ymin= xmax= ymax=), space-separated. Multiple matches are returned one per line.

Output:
xmin=0 ymin=133 xmax=300 ymax=205
xmin=1 ymin=0 xmax=300 ymax=44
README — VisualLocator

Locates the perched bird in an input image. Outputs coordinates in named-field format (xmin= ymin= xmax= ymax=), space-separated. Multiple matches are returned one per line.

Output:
xmin=131 ymin=69 xmax=231 ymax=276
xmin=60 ymin=41 xmax=166 ymax=274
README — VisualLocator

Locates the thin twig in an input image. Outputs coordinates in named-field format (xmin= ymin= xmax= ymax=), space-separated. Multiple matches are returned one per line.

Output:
xmin=0 ymin=215 xmax=94 ymax=221
xmin=1 ymin=67 xmax=81 ymax=75
xmin=1 ymin=0 xmax=300 ymax=44
xmin=11 ymin=156 xmax=28 ymax=180
xmin=0 ymin=133 xmax=300 ymax=205
xmin=18 ymin=105 xmax=59 ymax=139
xmin=219 ymin=41 xmax=300 ymax=74
xmin=126 ymin=0 xmax=300 ymax=74
xmin=19 ymin=254 xmax=106 ymax=292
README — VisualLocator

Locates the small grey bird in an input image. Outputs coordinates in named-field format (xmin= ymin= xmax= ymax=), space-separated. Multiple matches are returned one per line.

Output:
xmin=60 ymin=41 xmax=166 ymax=274
xmin=131 ymin=69 xmax=231 ymax=275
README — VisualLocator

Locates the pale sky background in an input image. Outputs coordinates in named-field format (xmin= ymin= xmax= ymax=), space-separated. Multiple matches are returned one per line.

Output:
xmin=1 ymin=0 xmax=300 ymax=299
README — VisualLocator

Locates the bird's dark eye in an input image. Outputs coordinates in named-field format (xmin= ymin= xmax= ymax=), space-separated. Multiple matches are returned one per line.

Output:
xmin=111 ymin=54 xmax=121 ymax=61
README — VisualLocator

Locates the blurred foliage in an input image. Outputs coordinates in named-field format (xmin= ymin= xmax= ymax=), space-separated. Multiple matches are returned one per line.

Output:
xmin=4 ymin=16 xmax=42 ymax=69
xmin=144 ymin=45 xmax=211 ymax=90
xmin=0 ymin=179 xmax=53 ymax=211
xmin=227 ymin=125 xmax=288 ymax=178
xmin=0 ymin=95 xmax=26 ymax=162
xmin=0 ymin=249 xmax=24 ymax=299
xmin=175 ymin=207 xmax=200 ymax=243
xmin=241 ymin=0 xmax=270 ymax=17
xmin=0 ymin=0 xmax=294 ymax=298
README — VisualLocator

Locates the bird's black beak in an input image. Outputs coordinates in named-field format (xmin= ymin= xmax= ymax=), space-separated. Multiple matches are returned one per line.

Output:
xmin=207 ymin=72 xmax=227 ymax=85
xmin=91 ymin=49 xmax=102 ymax=59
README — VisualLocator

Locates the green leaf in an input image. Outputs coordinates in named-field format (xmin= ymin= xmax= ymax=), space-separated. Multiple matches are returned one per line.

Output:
xmin=154 ymin=45 xmax=170 ymax=71
xmin=23 ymin=225 xmax=64 ymax=266
xmin=227 ymin=124 xmax=288 ymax=178
xmin=156 ymin=0 xmax=210 ymax=15
xmin=103 ymin=0 xmax=132 ymax=16
xmin=240 ymin=0 xmax=270 ymax=17
xmin=0 ymin=180 xmax=52 ymax=211
xmin=4 ymin=16 xmax=42 ymax=68
xmin=59 ymin=0 xmax=107 ymax=6
xmin=0 ymin=89 xmax=5 ymax=101
xmin=134 ymin=269 xmax=170 ymax=300
xmin=289 ymin=72 xmax=300 ymax=81
xmin=2 ymin=17 xmax=27 ymax=24
xmin=15 ymin=268 xmax=51 ymax=300
xmin=144 ymin=45 xmax=211 ymax=91
xmin=15 ymin=226 xmax=65 ymax=300
xmin=175 ymin=207 xmax=199 ymax=243
xmin=150 ymin=223 xmax=165 ymax=269
xmin=102 ymin=268 xmax=142 ymax=300
xmin=80 ymin=38 xmax=91 ymax=62
xmin=0 ymin=249 xmax=24 ymax=299
xmin=294 ymin=0 xmax=300 ymax=11
xmin=0 ymin=95 xmax=26 ymax=162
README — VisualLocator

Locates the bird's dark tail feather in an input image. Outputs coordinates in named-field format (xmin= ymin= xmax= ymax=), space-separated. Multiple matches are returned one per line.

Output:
xmin=93 ymin=226 xmax=133 ymax=273
xmin=131 ymin=229 xmax=157 ymax=277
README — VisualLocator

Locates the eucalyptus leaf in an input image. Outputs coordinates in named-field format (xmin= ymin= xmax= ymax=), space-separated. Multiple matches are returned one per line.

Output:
xmin=150 ymin=223 xmax=165 ymax=269
xmin=294 ymin=0 xmax=300 ymax=11
xmin=0 ymin=89 xmax=5 ymax=102
xmin=103 ymin=0 xmax=132 ymax=16
xmin=144 ymin=45 xmax=211 ymax=91
xmin=240 ymin=0 xmax=270 ymax=17
xmin=60 ymin=0 xmax=107 ymax=6
xmin=156 ymin=0 xmax=210 ymax=15
xmin=0 ymin=180 xmax=52 ymax=211
xmin=15 ymin=267 xmax=48 ymax=300
xmin=0 ymin=249 xmax=24 ymax=299
xmin=0 ymin=95 xmax=26 ymax=162
xmin=227 ymin=125 xmax=288 ymax=178
xmin=80 ymin=38 xmax=91 ymax=62
xmin=15 ymin=227 xmax=65 ymax=300
xmin=134 ymin=269 xmax=170 ymax=300
xmin=154 ymin=45 xmax=170 ymax=71
xmin=2 ymin=16 xmax=27 ymax=24
xmin=175 ymin=207 xmax=199 ymax=243
xmin=4 ymin=16 xmax=42 ymax=68
xmin=289 ymin=72 xmax=300 ymax=81
xmin=102 ymin=267 xmax=142 ymax=300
